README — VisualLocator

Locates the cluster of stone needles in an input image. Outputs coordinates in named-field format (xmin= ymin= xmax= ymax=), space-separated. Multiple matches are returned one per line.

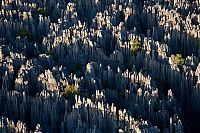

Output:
xmin=0 ymin=0 xmax=200 ymax=132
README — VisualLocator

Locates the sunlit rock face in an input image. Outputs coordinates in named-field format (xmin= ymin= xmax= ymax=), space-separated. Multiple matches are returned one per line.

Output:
xmin=0 ymin=0 xmax=200 ymax=132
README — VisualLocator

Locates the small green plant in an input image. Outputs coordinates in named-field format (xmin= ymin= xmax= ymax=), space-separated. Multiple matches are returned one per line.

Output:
xmin=37 ymin=7 xmax=46 ymax=15
xmin=130 ymin=38 xmax=141 ymax=54
xmin=174 ymin=54 xmax=184 ymax=65
xmin=61 ymin=85 xmax=78 ymax=100
xmin=18 ymin=28 xmax=32 ymax=40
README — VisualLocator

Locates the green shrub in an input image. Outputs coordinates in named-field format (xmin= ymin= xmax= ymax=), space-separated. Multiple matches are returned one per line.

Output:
xmin=37 ymin=7 xmax=46 ymax=15
xmin=130 ymin=38 xmax=141 ymax=54
xmin=61 ymin=85 xmax=78 ymax=100
xmin=174 ymin=54 xmax=184 ymax=65
xmin=18 ymin=28 xmax=31 ymax=40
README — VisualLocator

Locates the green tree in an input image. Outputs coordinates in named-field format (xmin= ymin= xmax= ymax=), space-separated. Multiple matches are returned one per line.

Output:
xmin=18 ymin=28 xmax=32 ymax=40
xmin=61 ymin=85 xmax=78 ymax=101
xmin=37 ymin=7 xmax=46 ymax=15
xmin=130 ymin=38 xmax=141 ymax=55
xmin=174 ymin=54 xmax=184 ymax=65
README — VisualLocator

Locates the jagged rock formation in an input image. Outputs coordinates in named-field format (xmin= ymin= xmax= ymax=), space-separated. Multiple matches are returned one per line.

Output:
xmin=0 ymin=0 xmax=200 ymax=132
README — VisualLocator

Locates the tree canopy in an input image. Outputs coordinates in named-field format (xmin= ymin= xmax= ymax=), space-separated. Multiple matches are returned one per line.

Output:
xmin=61 ymin=85 xmax=78 ymax=101
xmin=130 ymin=38 xmax=141 ymax=55
xmin=174 ymin=54 xmax=185 ymax=65
xmin=37 ymin=7 xmax=47 ymax=15
xmin=18 ymin=28 xmax=31 ymax=40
